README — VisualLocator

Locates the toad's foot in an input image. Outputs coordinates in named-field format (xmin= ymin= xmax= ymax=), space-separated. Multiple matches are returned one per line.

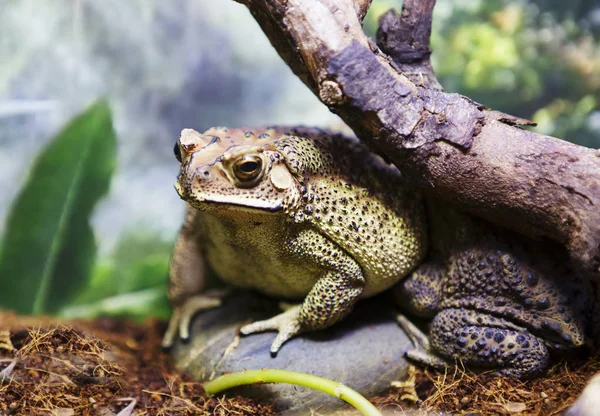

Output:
xmin=396 ymin=314 xmax=448 ymax=370
xmin=240 ymin=305 xmax=302 ymax=355
xmin=390 ymin=365 xmax=420 ymax=403
xmin=162 ymin=289 xmax=229 ymax=349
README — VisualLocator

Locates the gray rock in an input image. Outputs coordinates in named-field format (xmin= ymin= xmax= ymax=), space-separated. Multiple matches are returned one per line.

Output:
xmin=171 ymin=291 xmax=412 ymax=414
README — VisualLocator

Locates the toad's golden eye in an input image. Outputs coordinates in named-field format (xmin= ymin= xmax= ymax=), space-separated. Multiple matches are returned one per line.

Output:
xmin=233 ymin=156 xmax=263 ymax=184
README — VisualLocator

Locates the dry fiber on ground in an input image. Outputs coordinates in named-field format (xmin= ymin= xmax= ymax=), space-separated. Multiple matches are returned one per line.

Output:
xmin=0 ymin=313 xmax=596 ymax=415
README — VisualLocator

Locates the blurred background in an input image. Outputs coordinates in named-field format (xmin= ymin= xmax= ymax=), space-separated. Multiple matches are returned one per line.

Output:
xmin=0 ymin=0 xmax=598 ymax=320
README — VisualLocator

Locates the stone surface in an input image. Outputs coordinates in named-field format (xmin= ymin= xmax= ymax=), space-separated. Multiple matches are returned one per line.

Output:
xmin=171 ymin=291 xmax=412 ymax=414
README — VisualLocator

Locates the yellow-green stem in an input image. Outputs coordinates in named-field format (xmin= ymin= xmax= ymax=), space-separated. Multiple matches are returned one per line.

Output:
xmin=203 ymin=369 xmax=382 ymax=416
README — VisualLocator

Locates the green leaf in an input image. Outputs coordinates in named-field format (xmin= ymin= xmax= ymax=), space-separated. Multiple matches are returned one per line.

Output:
xmin=0 ymin=100 xmax=116 ymax=314
xmin=65 ymin=229 xmax=173 ymax=308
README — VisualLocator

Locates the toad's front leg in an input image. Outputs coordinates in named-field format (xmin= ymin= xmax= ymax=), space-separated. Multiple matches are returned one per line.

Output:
xmin=240 ymin=229 xmax=365 ymax=354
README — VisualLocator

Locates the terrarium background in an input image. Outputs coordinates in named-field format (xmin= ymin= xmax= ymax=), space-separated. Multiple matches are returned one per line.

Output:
xmin=0 ymin=0 xmax=598 ymax=319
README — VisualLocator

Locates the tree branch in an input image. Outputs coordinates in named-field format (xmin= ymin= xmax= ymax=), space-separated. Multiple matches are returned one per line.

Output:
xmin=234 ymin=0 xmax=600 ymax=278
xmin=376 ymin=0 xmax=441 ymax=89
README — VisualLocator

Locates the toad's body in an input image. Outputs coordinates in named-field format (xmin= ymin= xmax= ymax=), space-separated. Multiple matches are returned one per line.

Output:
xmin=197 ymin=168 xmax=422 ymax=299
xmin=163 ymin=126 xmax=427 ymax=353
xmin=163 ymin=126 xmax=591 ymax=377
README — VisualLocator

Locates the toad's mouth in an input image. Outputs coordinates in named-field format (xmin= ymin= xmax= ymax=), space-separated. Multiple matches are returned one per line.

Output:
xmin=195 ymin=197 xmax=283 ymax=213
xmin=174 ymin=180 xmax=283 ymax=213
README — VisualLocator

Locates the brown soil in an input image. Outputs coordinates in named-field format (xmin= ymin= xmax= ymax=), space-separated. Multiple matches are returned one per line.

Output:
xmin=0 ymin=313 xmax=274 ymax=415
xmin=0 ymin=313 xmax=596 ymax=415
xmin=374 ymin=356 xmax=599 ymax=415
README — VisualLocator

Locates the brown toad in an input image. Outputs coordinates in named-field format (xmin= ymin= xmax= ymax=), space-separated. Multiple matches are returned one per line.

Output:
xmin=395 ymin=202 xmax=593 ymax=378
xmin=162 ymin=127 xmax=427 ymax=353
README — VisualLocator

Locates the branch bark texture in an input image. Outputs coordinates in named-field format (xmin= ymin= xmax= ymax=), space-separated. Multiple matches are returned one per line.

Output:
xmin=234 ymin=0 xmax=600 ymax=278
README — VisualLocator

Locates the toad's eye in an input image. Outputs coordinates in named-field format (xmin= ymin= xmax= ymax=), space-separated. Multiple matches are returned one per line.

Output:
xmin=239 ymin=160 xmax=259 ymax=173
xmin=174 ymin=142 xmax=182 ymax=163
xmin=233 ymin=156 xmax=263 ymax=184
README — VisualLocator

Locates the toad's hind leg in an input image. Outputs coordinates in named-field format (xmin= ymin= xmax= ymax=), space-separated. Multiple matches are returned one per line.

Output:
xmin=162 ymin=208 xmax=227 ymax=349
xmin=430 ymin=308 xmax=550 ymax=378
xmin=394 ymin=260 xmax=445 ymax=319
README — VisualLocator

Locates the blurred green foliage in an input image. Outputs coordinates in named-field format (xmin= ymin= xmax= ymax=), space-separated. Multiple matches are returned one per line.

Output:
xmin=0 ymin=100 xmax=116 ymax=314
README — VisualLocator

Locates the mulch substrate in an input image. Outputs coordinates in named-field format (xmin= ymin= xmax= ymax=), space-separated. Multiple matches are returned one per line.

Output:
xmin=0 ymin=313 xmax=596 ymax=415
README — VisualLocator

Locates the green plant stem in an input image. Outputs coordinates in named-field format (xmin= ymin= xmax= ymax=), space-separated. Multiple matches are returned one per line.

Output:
xmin=203 ymin=369 xmax=382 ymax=416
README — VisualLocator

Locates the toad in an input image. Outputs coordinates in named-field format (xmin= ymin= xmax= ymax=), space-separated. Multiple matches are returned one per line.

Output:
xmin=161 ymin=127 xmax=427 ymax=353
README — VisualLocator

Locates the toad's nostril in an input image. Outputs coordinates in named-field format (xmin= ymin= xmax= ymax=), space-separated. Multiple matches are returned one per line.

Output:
xmin=198 ymin=168 xmax=211 ymax=180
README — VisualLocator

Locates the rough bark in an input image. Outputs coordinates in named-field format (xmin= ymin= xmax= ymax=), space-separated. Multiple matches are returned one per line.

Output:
xmin=233 ymin=0 xmax=600 ymax=279
xmin=376 ymin=1 xmax=442 ymax=90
